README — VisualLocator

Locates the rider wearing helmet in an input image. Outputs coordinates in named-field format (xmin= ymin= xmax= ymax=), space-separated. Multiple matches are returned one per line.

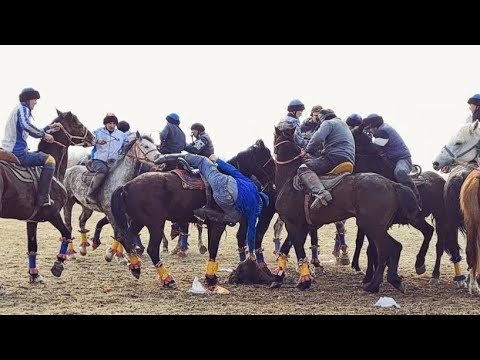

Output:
xmin=467 ymin=94 xmax=480 ymax=124
xmin=276 ymin=99 xmax=308 ymax=147
xmin=185 ymin=122 xmax=215 ymax=158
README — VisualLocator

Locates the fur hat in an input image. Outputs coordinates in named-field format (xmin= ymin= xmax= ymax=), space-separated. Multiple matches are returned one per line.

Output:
xmin=103 ymin=112 xmax=119 ymax=125
xmin=19 ymin=87 xmax=40 ymax=103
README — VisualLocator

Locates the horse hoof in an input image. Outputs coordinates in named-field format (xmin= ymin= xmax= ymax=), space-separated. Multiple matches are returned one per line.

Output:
xmin=394 ymin=282 xmax=406 ymax=294
xmin=67 ymin=253 xmax=76 ymax=261
xmin=115 ymin=255 xmax=128 ymax=266
xmin=29 ymin=273 xmax=44 ymax=284
xmin=104 ymin=248 xmax=114 ymax=262
xmin=0 ymin=285 xmax=5 ymax=295
xmin=296 ymin=280 xmax=311 ymax=291
xmin=131 ymin=268 xmax=141 ymax=279
xmin=363 ymin=282 xmax=380 ymax=293
xmin=79 ymin=245 xmax=87 ymax=257
xmin=92 ymin=240 xmax=101 ymax=250
xmin=50 ymin=261 xmax=64 ymax=278
xmin=429 ymin=278 xmax=440 ymax=287
xmin=205 ymin=275 xmax=219 ymax=287
xmin=177 ymin=250 xmax=188 ymax=258
xmin=162 ymin=280 xmax=177 ymax=289
xmin=353 ymin=269 xmax=365 ymax=276
xmin=415 ymin=264 xmax=426 ymax=275
xmin=199 ymin=245 xmax=208 ymax=255
xmin=270 ymin=281 xmax=282 ymax=289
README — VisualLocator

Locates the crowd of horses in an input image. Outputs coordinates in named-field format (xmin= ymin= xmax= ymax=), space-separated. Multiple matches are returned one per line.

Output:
xmin=1 ymin=112 xmax=480 ymax=296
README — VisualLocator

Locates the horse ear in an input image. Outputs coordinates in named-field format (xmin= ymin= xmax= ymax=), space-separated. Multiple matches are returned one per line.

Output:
xmin=255 ymin=139 xmax=265 ymax=149
xmin=275 ymin=126 xmax=282 ymax=136
xmin=473 ymin=120 xmax=480 ymax=132
xmin=136 ymin=131 xmax=141 ymax=139
xmin=56 ymin=109 xmax=63 ymax=117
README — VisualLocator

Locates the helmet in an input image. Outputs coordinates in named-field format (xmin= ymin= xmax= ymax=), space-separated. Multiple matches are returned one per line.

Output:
xmin=346 ymin=113 xmax=363 ymax=127
xmin=166 ymin=113 xmax=180 ymax=124
xmin=310 ymin=105 xmax=323 ymax=116
xmin=363 ymin=113 xmax=384 ymax=128
xmin=287 ymin=99 xmax=305 ymax=112
xmin=103 ymin=112 xmax=119 ymax=125
xmin=117 ymin=120 xmax=130 ymax=132
xmin=468 ymin=94 xmax=480 ymax=106
xmin=191 ymin=122 xmax=205 ymax=133
xmin=19 ymin=87 xmax=40 ymax=103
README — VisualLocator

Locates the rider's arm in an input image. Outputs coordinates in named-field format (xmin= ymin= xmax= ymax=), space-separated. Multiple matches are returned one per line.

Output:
xmin=18 ymin=107 xmax=46 ymax=139
xmin=185 ymin=136 xmax=207 ymax=154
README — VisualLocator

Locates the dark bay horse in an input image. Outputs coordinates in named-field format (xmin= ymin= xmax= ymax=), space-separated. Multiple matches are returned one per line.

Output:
xmin=350 ymin=128 xmax=450 ymax=285
xmin=110 ymin=140 xmax=275 ymax=288
xmin=0 ymin=110 xmax=93 ymax=292
xmin=273 ymin=126 xmax=418 ymax=292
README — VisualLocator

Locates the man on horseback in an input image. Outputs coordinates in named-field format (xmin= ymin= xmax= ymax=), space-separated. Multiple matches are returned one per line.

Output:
xmin=361 ymin=113 xmax=422 ymax=211
xmin=86 ymin=113 xmax=128 ymax=205
xmin=300 ymin=105 xmax=323 ymax=142
xmin=467 ymin=94 xmax=480 ymax=123
xmin=1 ymin=87 xmax=61 ymax=207
xmin=185 ymin=122 xmax=215 ymax=157
xmin=299 ymin=109 xmax=356 ymax=209
xmin=346 ymin=113 xmax=363 ymax=130
xmin=159 ymin=113 xmax=186 ymax=154
xmin=277 ymin=99 xmax=308 ymax=147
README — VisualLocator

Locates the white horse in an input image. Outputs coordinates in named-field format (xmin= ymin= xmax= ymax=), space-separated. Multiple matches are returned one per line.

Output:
xmin=63 ymin=132 xmax=159 ymax=262
xmin=433 ymin=120 xmax=480 ymax=171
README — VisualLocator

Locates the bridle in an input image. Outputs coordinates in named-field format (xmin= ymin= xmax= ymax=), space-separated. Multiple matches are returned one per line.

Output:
xmin=442 ymin=141 xmax=480 ymax=163
xmin=125 ymin=140 xmax=159 ymax=164
xmin=273 ymin=138 xmax=305 ymax=165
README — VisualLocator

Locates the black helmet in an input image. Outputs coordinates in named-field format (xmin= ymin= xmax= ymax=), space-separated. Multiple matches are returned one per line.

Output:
xmin=191 ymin=123 xmax=205 ymax=133
xmin=363 ymin=113 xmax=384 ymax=128
xmin=118 ymin=120 xmax=130 ymax=132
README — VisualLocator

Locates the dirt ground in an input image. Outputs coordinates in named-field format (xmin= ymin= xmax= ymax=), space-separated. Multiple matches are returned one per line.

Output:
xmin=0 ymin=207 xmax=477 ymax=315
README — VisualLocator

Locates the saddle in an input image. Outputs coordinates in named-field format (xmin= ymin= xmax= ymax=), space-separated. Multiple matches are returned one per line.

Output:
xmin=0 ymin=150 xmax=20 ymax=165
xmin=171 ymin=169 xmax=205 ymax=190
xmin=0 ymin=160 xmax=41 ymax=185
xmin=293 ymin=161 xmax=353 ymax=192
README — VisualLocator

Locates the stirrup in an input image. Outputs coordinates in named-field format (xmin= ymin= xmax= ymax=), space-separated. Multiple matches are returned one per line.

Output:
xmin=39 ymin=196 xmax=54 ymax=207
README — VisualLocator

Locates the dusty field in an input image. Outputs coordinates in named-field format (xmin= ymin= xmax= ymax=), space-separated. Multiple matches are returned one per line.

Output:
xmin=0 ymin=207 xmax=477 ymax=315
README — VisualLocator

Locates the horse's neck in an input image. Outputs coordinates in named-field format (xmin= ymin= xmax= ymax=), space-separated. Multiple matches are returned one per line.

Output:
xmin=106 ymin=151 xmax=139 ymax=184
xmin=275 ymin=161 xmax=300 ymax=191
xmin=38 ymin=141 xmax=68 ymax=180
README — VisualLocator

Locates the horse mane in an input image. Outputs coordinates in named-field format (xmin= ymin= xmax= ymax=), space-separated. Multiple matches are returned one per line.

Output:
xmin=120 ymin=134 xmax=154 ymax=156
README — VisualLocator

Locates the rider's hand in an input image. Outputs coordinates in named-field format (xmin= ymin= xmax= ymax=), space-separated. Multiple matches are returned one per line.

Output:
xmin=43 ymin=133 xmax=54 ymax=143
xmin=97 ymin=139 xmax=107 ymax=145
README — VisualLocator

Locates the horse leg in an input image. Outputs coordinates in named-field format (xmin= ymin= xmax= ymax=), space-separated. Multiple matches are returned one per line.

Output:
xmin=363 ymin=237 xmax=377 ymax=284
xmin=272 ymin=216 xmax=284 ymax=254
xmin=147 ymin=222 xmax=176 ymax=288
xmin=196 ymin=223 xmax=207 ymax=254
xmin=385 ymin=233 xmax=406 ymax=293
xmin=254 ymin=200 xmax=276 ymax=267
xmin=176 ymin=222 xmax=190 ymax=257
xmin=92 ymin=216 xmax=109 ymax=250
xmin=270 ymin=234 xmax=293 ymax=289
xmin=205 ymin=222 xmax=227 ymax=288
xmin=335 ymin=221 xmax=350 ymax=266
xmin=63 ymin=195 xmax=75 ymax=234
xmin=363 ymin=228 xmax=389 ymax=293
xmin=352 ymin=227 xmax=366 ymax=275
xmin=27 ymin=222 xmax=43 ymax=284
xmin=113 ymin=227 xmax=128 ymax=266
xmin=444 ymin=226 xmax=467 ymax=288
xmin=48 ymin=212 xmax=73 ymax=278
xmin=309 ymin=228 xmax=324 ymax=275
xmin=78 ymin=207 xmax=94 ymax=256
xmin=129 ymin=221 xmax=145 ymax=256
xmin=236 ymin=217 xmax=247 ymax=262
xmin=408 ymin=217 xmax=434 ymax=275
xmin=288 ymin=223 xmax=311 ymax=291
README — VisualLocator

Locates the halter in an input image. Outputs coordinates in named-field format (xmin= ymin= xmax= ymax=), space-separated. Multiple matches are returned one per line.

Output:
xmin=443 ymin=140 xmax=480 ymax=162
xmin=125 ymin=140 xmax=158 ymax=164
xmin=273 ymin=139 xmax=305 ymax=165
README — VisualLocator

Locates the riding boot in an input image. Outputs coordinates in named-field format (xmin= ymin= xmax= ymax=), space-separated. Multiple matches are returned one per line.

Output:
xmin=37 ymin=166 xmax=55 ymax=207
xmin=86 ymin=173 xmax=106 ymax=205
xmin=194 ymin=206 xmax=240 ymax=225
xmin=297 ymin=166 xmax=332 ymax=209
xmin=154 ymin=153 xmax=185 ymax=165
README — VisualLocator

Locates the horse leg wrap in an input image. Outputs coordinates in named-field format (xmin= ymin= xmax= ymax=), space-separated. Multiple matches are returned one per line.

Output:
xmin=66 ymin=242 xmax=77 ymax=256
xmin=206 ymin=260 xmax=219 ymax=277
xmin=128 ymin=254 xmax=141 ymax=270
xmin=179 ymin=233 xmax=189 ymax=253
xmin=28 ymin=251 xmax=38 ymax=274
xmin=57 ymin=238 xmax=71 ymax=261
xmin=255 ymin=248 xmax=266 ymax=267
xmin=273 ymin=238 xmax=281 ymax=254
xmin=238 ymin=247 xmax=246 ymax=262
xmin=79 ymin=231 xmax=90 ymax=247
xmin=337 ymin=232 xmax=347 ymax=251
xmin=116 ymin=243 xmax=125 ymax=256
xmin=156 ymin=263 xmax=175 ymax=287
xmin=298 ymin=259 xmax=312 ymax=282
xmin=450 ymin=256 xmax=466 ymax=282
xmin=272 ymin=254 xmax=288 ymax=276
xmin=110 ymin=240 xmax=120 ymax=255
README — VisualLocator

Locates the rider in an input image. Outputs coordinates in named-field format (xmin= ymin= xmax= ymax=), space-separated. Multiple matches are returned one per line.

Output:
xmin=276 ymin=99 xmax=308 ymax=148
xmin=86 ymin=113 xmax=128 ymax=204
xmin=300 ymin=105 xmax=323 ymax=142
xmin=360 ymin=113 xmax=422 ymax=211
xmin=118 ymin=120 xmax=136 ymax=141
xmin=1 ymin=87 xmax=61 ymax=207
xmin=467 ymin=94 xmax=480 ymax=123
xmin=345 ymin=113 xmax=363 ymax=130
xmin=299 ymin=109 xmax=356 ymax=209
xmin=185 ymin=122 xmax=215 ymax=157
xmin=159 ymin=113 xmax=186 ymax=154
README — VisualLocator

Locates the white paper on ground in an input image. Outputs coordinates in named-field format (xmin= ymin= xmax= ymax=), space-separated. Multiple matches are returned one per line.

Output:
xmin=219 ymin=268 xmax=234 ymax=272
xmin=374 ymin=296 xmax=400 ymax=308
xmin=188 ymin=276 xmax=210 ymax=294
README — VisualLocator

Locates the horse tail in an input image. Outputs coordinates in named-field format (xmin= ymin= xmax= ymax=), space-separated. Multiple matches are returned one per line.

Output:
xmin=393 ymin=183 xmax=418 ymax=223
xmin=460 ymin=171 xmax=480 ymax=275
xmin=110 ymin=186 xmax=129 ymax=239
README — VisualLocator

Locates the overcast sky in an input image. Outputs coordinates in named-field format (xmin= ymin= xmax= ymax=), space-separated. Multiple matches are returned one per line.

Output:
xmin=0 ymin=45 xmax=479 ymax=171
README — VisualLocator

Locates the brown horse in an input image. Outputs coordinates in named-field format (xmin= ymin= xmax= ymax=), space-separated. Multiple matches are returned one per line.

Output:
xmin=110 ymin=140 xmax=275 ymax=288
xmin=273 ymin=126 xmax=419 ymax=292
xmin=459 ymin=170 xmax=480 ymax=294
xmin=0 ymin=109 xmax=93 ymax=293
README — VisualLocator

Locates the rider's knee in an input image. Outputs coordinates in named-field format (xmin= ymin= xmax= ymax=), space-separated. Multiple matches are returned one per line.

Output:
xmin=44 ymin=155 xmax=56 ymax=169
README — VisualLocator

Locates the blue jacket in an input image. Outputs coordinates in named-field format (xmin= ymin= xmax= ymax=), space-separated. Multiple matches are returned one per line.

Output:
xmin=1 ymin=102 xmax=49 ymax=155
xmin=216 ymin=159 xmax=263 ymax=252
xmin=91 ymin=127 xmax=128 ymax=163
xmin=159 ymin=122 xmax=186 ymax=154
xmin=372 ymin=123 xmax=411 ymax=162
xmin=276 ymin=114 xmax=307 ymax=148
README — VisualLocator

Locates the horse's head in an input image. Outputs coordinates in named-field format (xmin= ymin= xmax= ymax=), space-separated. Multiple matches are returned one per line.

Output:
xmin=52 ymin=109 xmax=94 ymax=147
xmin=123 ymin=132 xmax=160 ymax=164
xmin=231 ymin=139 xmax=275 ymax=190
xmin=274 ymin=126 xmax=302 ymax=164
xmin=433 ymin=120 xmax=480 ymax=171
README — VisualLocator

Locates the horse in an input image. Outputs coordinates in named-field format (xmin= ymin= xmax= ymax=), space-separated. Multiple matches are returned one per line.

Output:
xmin=110 ymin=140 xmax=275 ymax=289
xmin=0 ymin=109 xmax=93 ymax=292
xmin=63 ymin=132 xmax=160 ymax=261
xmin=272 ymin=126 xmax=419 ymax=292
xmin=350 ymin=128 xmax=451 ymax=286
